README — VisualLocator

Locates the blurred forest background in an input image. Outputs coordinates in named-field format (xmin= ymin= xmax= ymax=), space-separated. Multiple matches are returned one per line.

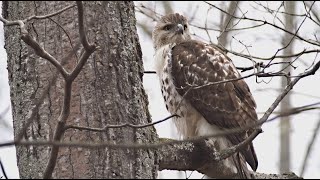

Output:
xmin=137 ymin=1 xmax=320 ymax=178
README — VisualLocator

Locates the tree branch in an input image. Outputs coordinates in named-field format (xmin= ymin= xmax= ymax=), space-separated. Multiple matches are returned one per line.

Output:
xmin=44 ymin=2 xmax=96 ymax=178
xmin=15 ymin=44 xmax=81 ymax=141
xmin=69 ymin=1 xmax=96 ymax=81
xmin=158 ymin=138 xmax=302 ymax=179
xmin=0 ymin=159 xmax=8 ymax=179
xmin=0 ymin=10 xmax=71 ymax=79
xmin=300 ymin=113 xmax=320 ymax=176
xmin=25 ymin=3 xmax=76 ymax=22
xmin=76 ymin=1 xmax=91 ymax=50
xmin=204 ymin=1 xmax=320 ymax=47
xmin=1 ymin=59 xmax=318 ymax=151
xmin=64 ymin=114 xmax=178 ymax=132
xmin=43 ymin=81 xmax=72 ymax=179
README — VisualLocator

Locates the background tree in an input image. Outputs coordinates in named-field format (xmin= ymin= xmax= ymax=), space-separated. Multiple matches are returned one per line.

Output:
xmin=280 ymin=1 xmax=296 ymax=173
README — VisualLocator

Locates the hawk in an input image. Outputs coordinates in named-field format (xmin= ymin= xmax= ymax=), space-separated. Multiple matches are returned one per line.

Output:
xmin=152 ymin=13 xmax=259 ymax=178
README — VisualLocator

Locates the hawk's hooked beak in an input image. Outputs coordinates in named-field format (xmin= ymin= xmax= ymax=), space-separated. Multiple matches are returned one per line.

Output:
xmin=177 ymin=24 xmax=184 ymax=34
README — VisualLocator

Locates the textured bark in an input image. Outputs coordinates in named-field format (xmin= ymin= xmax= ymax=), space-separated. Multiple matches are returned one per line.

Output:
xmin=4 ymin=1 xmax=157 ymax=179
xmin=158 ymin=138 xmax=302 ymax=179
xmin=158 ymin=139 xmax=243 ymax=178
xmin=279 ymin=1 xmax=295 ymax=173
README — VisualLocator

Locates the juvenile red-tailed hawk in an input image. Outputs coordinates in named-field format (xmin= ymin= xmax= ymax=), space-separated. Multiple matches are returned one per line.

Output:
xmin=152 ymin=13 xmax=259 ymax=178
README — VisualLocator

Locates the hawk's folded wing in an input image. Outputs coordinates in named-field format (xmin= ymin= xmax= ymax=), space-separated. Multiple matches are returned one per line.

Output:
xmin=170 ymin=40 xmax=259 ymax=170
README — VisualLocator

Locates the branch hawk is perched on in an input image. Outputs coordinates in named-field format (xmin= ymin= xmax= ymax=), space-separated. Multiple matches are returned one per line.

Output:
xmin=152 ymin=13 xmax=259 ymax=178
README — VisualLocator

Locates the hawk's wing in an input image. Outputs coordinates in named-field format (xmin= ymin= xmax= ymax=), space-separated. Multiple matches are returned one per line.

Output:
xmin=170 ymin=40 xmax=258 ymax=171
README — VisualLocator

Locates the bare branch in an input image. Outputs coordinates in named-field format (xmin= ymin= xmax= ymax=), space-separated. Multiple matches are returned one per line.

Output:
xmin=145 ymin=61 xmax=296 ymax=75
xmin=304 ymin=1 xmax=320 ymax=26
xmin=0 ymin=19 xmax=69 ymax=79
xmin=76 ymin=1 xmax=91 ymax=50
xmin=25 ymin=3 xmax=76 ymax=22
xmin=43 ymin=82 xmax=72 ymax=179
xmin=2 ymin=64 xmax=320 ymax=149
xmin=136 ymin=5 xmax=320 ymax=61
xmin=136 ymin=21 xmax=152 ymax=38
xmin=216 ymin=129 xmax=262 ymax=161
xmin=0 ymin=159 xmax=8 ymax=179
xmin=69 ymin=1 xmax=96 ymax=81
xmin=2 ymin=58 xmax=319 ymax=150
xmin=256 ymin=87 xmax=320 ymax=100
xmin=254 ymin=1 xmax=320 ymax=27
xmin=204 ymin=7 xmax=213 ymax=44
xmin=1 ymin=0 xmax=320 ymax=159
xmin=44 ymin=2 xmax=97 ymax=178
xmin=144 ymin=71 xmax=157 ymax=74
xmin=21 ymin=32 xmax=69 ymax=79
xmin=218 ymin=1 xmax=239 ymax=47
xmin=48 ymin=17 xmax=79 ymax=61
xmin=135 ymin=5 xmax=161 ymax=22
xmin=69 ymin=47 xmax=96 ymax=81
xmin=0 ymin=4 xmax=77 ymax=79
xmin=159 ymin=138 xmax=302 ymax=179
xmin=0 ymin=138 xmax=302 ymax=179
xmin=64 ymin=114 xmax=178 ymax=132
xmin=300 ymin=113 xmax=320 ymax=176
xmin=0 ymin=2 xmax=97 ymax=178
xmin=15 ymin=44 xmax=81 ymax=141
xmin=191 ymin=22 xmax=265 ymax=32
xmin=204 ymin=1 xmax=320 ymax=47
xmin=224 ymin=48 xmax=320 ymax=61
xmin=266 ymin=102 xmax=320 ymax=123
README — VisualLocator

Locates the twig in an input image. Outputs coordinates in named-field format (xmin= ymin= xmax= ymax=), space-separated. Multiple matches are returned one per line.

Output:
xmin=1 ymin=56 xmax=318 ymax=150
xmin=20 ymin=32 xmax=69 ymax=79
xmin=69 ymin=1 xmax=96 ymax=81
xmin=261 ymin=1 xmax=315 ymax=73
xmin=43 ymin=2 xmax=96 ymax=178
xmin=76 ymin=1 xmax=90 ymax=50
xmin=15 ymin=43 xmax=81 ymax=141
xmin=43 ymin=82 xmax=72 ymax=179
xmin=191 ymin=22 xmax=265 ymax=32
xmin=0 ymin=159 xmax=8 ymax=179
xmin=204 ymin=1 xmax=320 ymax=47
xmin=300 ymin=113 xmax=320 ymax=177
xmin=48 ymin=17 xmax=79 ymax=61
xmin=25 ymin=4 xmax=76 ymax=22
xmin=64 ymin=114 xmax=178 ymax=132
xmin=216 ymin=128 xmax=262 ymax=161
xmin=0 ymin=6 xmax=74 ymax=79
xmin=144 ymin=71 xmax=157 ymax=74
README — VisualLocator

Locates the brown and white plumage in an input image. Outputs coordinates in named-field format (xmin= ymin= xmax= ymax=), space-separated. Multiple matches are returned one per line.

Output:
xmin=152 ymin=13 xmax=259 ymax=178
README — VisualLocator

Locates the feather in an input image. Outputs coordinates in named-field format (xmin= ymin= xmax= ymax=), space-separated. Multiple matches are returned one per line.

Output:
xmin=171 ymin=40 xmax=259 ymax=171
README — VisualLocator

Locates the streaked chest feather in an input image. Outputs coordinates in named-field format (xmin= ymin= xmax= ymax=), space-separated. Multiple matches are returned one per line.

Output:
xmin=154 ymin=45 xmax=238 ymax=174
xmin=155 ymin=45 xmax=221 ymax=139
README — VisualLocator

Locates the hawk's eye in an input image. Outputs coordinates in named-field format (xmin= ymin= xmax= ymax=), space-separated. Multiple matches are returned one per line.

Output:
xmin=184 ymin=24 xmax=188 ymax=30
xmin=163 ymin=24 xmax=173 ymax=31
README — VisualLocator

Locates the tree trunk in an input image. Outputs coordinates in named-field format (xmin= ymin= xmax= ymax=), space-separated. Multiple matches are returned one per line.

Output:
xmin=279 ymin=1 xmax=295 ymax=174
xmin=218 ymin=1 xmax=240 ymax=47
xmin=3 ymin=1 xmax=157 ymax=178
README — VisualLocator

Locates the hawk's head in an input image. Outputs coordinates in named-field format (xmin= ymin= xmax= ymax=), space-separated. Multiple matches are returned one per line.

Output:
xmin=152 ymin=13 xmax=191 ymax=50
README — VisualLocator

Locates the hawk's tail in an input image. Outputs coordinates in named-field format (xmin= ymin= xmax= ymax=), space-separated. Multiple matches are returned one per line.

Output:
xmin=242 ymin=141 xmax=258 ymax=171
xmin=232 ymin=152 xmax=255 ymax=179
